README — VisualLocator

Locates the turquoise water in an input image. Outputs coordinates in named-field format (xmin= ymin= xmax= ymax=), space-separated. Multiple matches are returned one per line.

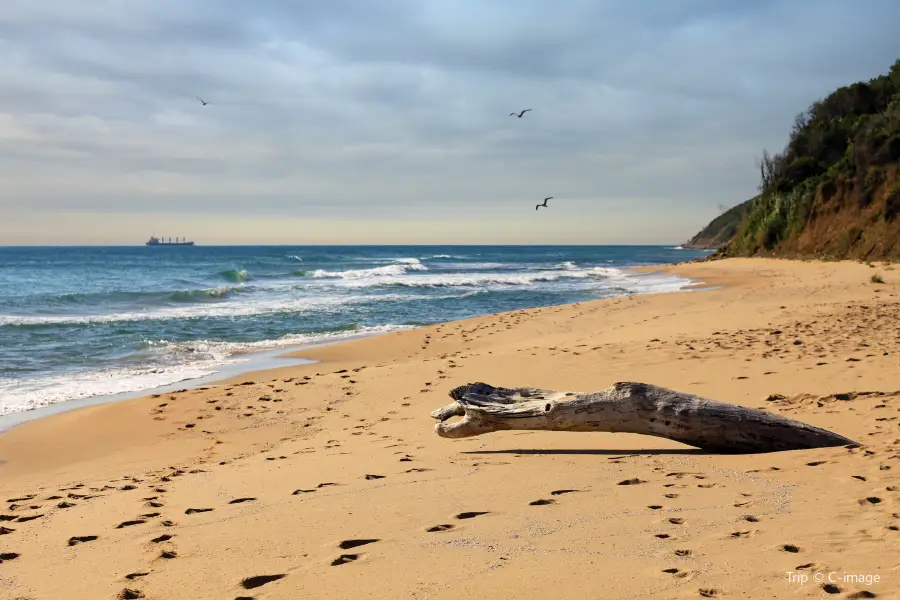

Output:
xmin=0 ymin=245 xmax=709 ymax=415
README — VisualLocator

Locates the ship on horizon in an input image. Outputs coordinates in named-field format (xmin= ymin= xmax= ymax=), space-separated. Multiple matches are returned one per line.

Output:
xmin=146 ymin=236 xmax=195 ymax=246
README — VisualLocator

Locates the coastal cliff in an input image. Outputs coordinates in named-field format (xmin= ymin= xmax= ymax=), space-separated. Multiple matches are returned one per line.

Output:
xmin=683 ymin=197 xmax=755 ymax=249
xmin=689 ymin=59 xmax=900 ymax=260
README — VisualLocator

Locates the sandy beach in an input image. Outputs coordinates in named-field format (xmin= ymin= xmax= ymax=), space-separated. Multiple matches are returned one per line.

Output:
xmin=1 ymin=257 xmax=899 ymax=600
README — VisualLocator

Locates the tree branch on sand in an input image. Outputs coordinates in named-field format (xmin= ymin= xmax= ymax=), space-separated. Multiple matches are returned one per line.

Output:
xmin=429 ymin=382 xmax=857 ymax=454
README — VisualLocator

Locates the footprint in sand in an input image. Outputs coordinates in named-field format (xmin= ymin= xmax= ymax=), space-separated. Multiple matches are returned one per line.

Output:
xmin=184 ymin=508 xmax=214 ymax=514
xmin=699 ymin=589 xmax=722 ymax=598
xmin=662 ymin=567 xmax=693 ymax=579
xmin=529 ymin=499 xmax=554 ymax=506
xmin=860 ymin=497 xmax=882 ymax=505
xmin=68 ymin=535 xmax=98 ymax=546
xmin=241 ymin=574 xmax=286 ymax=589
xmin=743 ymin=515 xmax=760 ymax=523
xmin=7 ymin=495 xmax=35 ymax=503
xmin=15 ymin=514 xmax=44 ymax=522
xmin=339 ymin=539 xmax=379 ymax=549
xmin=331 ymin=554 xmax=359 ymax=566
xmin=0 ymin=526 xmax=13 ymax=535
xmin=116 ymin=519 xmax=147 ymax=529
xmin=0 ymin=552 xmax=21 ymax=563
xmin=292 ymin=489 xmax=316 ymax=495
xmin=781 ymin=544 xmax=800 ymax=553
xmin=150 ymin=534 xmax=173 ymax=543
xmin=618 ymin=478 xmax=647 ymax=486
xmin=427 ymin=524 xmax=454 ymax=532
xmin=125 ymin=572 xmax=149 ymax=581
xmin=365 ymin=474 xmax=386 ymax=480
xmin=119 ymin=589 xmax=144 ymax=599
xmin=159 ymin=550 xmax=177 ymax=559
xmin=455 ymin=511 xmax=489 ymax=520
xmin=668 ymin=518 xmax=685 ymax=525
xmin=550 ymin=489 xmax=580 ymax=496
xmin=229 ymin=498 xmax=256 ymax=504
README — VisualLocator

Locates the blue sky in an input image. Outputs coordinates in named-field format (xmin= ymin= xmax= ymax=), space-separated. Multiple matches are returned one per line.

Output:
xmin=1 ymin=0 xmax=898 ymax=244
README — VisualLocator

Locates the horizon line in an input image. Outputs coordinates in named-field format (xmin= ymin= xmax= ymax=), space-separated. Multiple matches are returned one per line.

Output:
xmin=0 ymin=243 xmax=697 ymax=248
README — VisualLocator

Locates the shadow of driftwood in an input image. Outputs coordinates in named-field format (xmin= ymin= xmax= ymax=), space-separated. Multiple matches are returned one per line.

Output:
xmin=462 ymin=448 xmax=714 ymax=456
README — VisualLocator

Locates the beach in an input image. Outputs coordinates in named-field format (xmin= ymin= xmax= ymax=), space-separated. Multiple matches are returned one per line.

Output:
xmin=1 ymin=257 xmax=898 ymax=599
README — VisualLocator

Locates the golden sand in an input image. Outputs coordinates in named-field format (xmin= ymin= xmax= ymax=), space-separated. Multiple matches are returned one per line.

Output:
xmin=1 ymin=258 xmax=898 ymax=599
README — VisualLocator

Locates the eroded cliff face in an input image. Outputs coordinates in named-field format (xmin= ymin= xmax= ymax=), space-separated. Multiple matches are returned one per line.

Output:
xmin=790 ymin=166 xmax=900 ymax=258
xmin=726 ymin=166 xmax=900 ymax=260
xmin=720 ymin=59 xmax=900 ymax=260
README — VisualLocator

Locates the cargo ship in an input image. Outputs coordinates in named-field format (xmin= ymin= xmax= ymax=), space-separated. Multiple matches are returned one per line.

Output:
xmin=146 ymin=236 xmax=195 ymax=246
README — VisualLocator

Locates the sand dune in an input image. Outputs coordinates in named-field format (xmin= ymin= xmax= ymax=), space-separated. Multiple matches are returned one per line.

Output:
xmin=1 ymin=258 xmax=898 ymax=599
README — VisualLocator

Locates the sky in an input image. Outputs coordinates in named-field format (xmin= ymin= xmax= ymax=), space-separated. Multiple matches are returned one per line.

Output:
xmin=1 ymin=1 xmax=899 ymax=245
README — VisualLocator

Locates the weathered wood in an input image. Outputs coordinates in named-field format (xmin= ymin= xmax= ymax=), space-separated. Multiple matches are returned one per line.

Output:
xmin=430 ymin=382 xmax=857 ymax=453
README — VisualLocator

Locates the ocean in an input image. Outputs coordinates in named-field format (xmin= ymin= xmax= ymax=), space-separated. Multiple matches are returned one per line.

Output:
xmin=0 ymin=245 xmax=710 ymax=417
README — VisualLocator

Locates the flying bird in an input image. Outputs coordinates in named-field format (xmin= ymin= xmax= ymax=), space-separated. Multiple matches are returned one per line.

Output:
xmin=510 ymin=109 xmax=532 ymax=118
xmin=197 ymin=96 xmax=209 ymax=106
xmin=535 ymin=197 xmax=553 ymax=210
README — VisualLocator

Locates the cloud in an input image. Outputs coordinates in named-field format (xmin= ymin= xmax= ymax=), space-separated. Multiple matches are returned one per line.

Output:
xmin=1 ymin=0 xmax=898 ymax=244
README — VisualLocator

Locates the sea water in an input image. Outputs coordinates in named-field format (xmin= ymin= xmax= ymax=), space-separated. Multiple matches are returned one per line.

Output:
xmin=0 ymin=245 xmax=709 ymax=416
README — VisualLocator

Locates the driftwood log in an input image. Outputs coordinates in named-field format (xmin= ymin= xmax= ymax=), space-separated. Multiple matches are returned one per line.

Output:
xmin=430 ymin=382 xmax=857 ymax=453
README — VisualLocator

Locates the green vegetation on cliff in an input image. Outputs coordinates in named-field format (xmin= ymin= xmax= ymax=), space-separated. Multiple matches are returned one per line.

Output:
xmin=724 ymin=59 xmax=900 ymax=259
xmin=684 ymin=197 xmax=756 ymax=249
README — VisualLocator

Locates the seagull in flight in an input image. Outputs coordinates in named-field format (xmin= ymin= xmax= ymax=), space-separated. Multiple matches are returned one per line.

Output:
xmin=510 ymin=109 xmax=532 ymax=118
xmin=197 ymin=96 xmax=209 ymax=106
xmin=535 ymin=197 xmax=553 ymax=210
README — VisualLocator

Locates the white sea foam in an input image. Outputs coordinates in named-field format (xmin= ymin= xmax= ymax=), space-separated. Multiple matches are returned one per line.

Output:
xmin=0 ymin=294 xmax=366 ymax=326
xmin=0 ymin=325 xmax=412 ymax=416
xmin=0 ymin=292 xmax=423 ymax=326
xmin=312 ymin=257 xmax=428 ymax=279
xmin=328 ymin=264 xmax=693 ymax=294
xmin=555 ymin=261 xmax=579 ymax=270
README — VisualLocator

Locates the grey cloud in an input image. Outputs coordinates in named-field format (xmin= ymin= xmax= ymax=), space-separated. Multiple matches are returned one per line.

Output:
xmin=1 ymin=0 xmax=899 ymax=241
